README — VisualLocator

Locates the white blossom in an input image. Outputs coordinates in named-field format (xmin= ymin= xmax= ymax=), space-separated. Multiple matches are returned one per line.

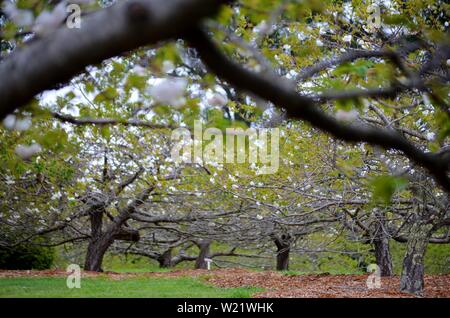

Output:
xmin=426 ymin=132 xmax=435 ymax=141
xmin=170 ymin=97 xmax=186 ymax=109
xmin=2 ymin=115 xmax=32 ymax=131
xmin=168 ymin=186 xmax=177 ymax=192
xmin=343 ymin=35 xmax=352 ymax=43
xmin=2 ymin=114 xmax=16 ymax=130
xmin=335 ymin=109 xmax=359 ymax=122
xmin=148 ymin=77 xmax=188 ymax=108
xmin=286 ymin=70 xmax=298 ymax=79
xmin=162 ymin=60 xmax=175 ymax=73
xmin=3 ymin=2 xmax=34 ymax=27
xmin=132 ymin=65 xmax=146 ymax=76
xmin=253 ymin=20 xmax=272 ymax=35
xmin=297 ymin=32 xmax=308 ymax=41
xmin=15 ymin=143 xmax=42 ymax=160
xmin=316 ymin=39 xmax=324 ymax=47
xmin=32 ymin=2 xmax=67 ymax=36
xmin=5 ymin=176 xmax=15 ymax=185
xmin=357 ymin=38 xmax=368 ymax=49
xmin=207 ymin=93 xmax=228 ymax=107
xmin=51 ymin=191 xmax=62 ymax=200
xmin=14 ymin=117 xmax=32 ymax=131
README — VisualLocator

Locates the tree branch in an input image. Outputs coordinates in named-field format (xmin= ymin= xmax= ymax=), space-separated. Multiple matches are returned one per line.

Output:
xmin=0 ymin=0 xmax=227 ymax=119
xmin=52 ymin=112 xmax=175 ymax=129
xmin=186 ymin=27 xmax=450 ymax=192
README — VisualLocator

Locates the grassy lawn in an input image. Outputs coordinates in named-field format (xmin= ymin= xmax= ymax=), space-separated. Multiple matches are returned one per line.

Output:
xmin=0 ymin=276 xmax=260 ymax=298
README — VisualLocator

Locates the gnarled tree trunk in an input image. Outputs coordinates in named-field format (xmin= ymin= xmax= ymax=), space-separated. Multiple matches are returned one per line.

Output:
xmin=84 ymin=209 xmax=107 ymax=272
xmin=400 ymin=222 xmax=432 ymax=295
xmin=84 ymin=235 xmax=113 ymax=272
xmin=84 ymin=208 xmax=140 ymax=272
xmin=373 ymin=211 xmax=393 ymax=276
xmin=274 ymin=234 xmax=291 ymax=271
xmin=373 ymin=237 xmax=393 ymax=276
xmin=194 ymin=240 xmax=211 ymax=269
xmin=157 ymin=249 xmax=173 ymax=268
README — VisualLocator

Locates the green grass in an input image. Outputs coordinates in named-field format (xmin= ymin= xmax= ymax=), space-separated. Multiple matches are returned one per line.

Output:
xmin=0 ymin=276 xmax=261 ymax=298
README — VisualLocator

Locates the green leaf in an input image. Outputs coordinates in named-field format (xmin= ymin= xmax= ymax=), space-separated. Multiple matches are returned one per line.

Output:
xmin=100 ymin=126 xmax=111 ymax=140
xmin=370 ymin=175 xmax=408 ymax=204
xmin=125 ymin=74 xmax=147 ymax=91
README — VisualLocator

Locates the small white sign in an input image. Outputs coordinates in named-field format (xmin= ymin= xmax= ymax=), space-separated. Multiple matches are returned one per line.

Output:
xmin=204 ymin=258 xmax=213 ymax=271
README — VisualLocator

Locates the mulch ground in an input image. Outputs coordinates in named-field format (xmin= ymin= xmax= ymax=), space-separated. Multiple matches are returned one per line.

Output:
xmin=0 ymin=268 xmax=448 ymax=298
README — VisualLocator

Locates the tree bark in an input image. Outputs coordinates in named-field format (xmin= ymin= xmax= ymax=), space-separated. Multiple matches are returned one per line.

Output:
xmin=157 ymin=249 xmax=173 ymax=268
xmin=274 ymin=234 xmax=291 ymax=271
xmin=400 ymin=222 xmax=433 ymax=295
xmin=83 ymin=208 xmax=114 ymax=272
xmin=113 ymin=227 xmax=140 ymax=242
xmin=194 ymin=240 xmax=211 ymax=269
xmin=373 ymin=211 xmax=393 ymax=276
xmin=373 ymin=237 xmax=394 ymax=276
xmin=0 ymin=0 xmax=226 ymax=119
xmin=84 ymin=209 xmax=104 ymax=271
xmin=84 ymin=236 xmax=113 ymax=272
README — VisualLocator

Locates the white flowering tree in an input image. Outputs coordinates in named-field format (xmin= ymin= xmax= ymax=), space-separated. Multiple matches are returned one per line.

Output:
xmin=0 ymin=0 xmax=449 ymax=296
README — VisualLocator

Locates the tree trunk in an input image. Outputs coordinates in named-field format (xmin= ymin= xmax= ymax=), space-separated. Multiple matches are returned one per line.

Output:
xmin=400 ymin=222 xmax=432 ymax=295
xmin=274 ymin=235 xmax=291 ymax=271
xmin=369 ymin=210 xmax=394 ymax=276
xmin=373 ymin=211 xmax=393 ymax=276
xmin=194 ymin=240 xmax=211 ymax=269
xmin=157 ymin=249 xmax=173 ymax=268
xmin=373 ymin=237 xmax=393 ymax=276
xmin=276 ymin=245 xmax=290 ymax=271
xmin=84 ymin=209 xmax=111 ymax=272
xmin=84 ymin=236 xmax=112 ymax=272
xmin=84 ymin=206 xmax=139 ymax=272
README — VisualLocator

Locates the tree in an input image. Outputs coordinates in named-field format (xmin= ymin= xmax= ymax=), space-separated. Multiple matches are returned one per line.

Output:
xmin=1 ymin=0 xmax=448 ymax=295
